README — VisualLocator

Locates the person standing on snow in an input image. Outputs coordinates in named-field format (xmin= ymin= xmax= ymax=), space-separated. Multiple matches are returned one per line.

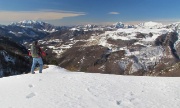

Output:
xmin=30 ymin=41 xmax=45 ymax=74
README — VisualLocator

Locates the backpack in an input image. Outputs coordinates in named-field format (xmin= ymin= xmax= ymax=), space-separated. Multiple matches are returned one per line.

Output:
xmin=29 ymin=46 xmax=46 ymax=57
xmin=30 ymin=43 xmax=41 ymax=58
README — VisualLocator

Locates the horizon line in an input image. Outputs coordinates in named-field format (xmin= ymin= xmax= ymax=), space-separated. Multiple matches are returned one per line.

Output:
xmin=1 ymin=20 xmax=180 ymax=26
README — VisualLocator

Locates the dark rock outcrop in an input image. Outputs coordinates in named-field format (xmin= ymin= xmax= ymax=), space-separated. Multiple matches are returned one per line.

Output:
xmin=155 ymin=32 xmax=179 ymax=61
xmin=0 ymin=36 xmax=31 ymax=77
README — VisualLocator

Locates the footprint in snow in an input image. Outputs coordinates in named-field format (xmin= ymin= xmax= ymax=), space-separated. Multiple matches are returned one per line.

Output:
xmin=28 ymin=84 xmax=34 ymax=88
xmin=26 ymin=92 xmax=36 ymax=99
xmin=116 ymin=101 xmax=121 ymax=105
xmin=116 ymin=92 xmax=140 ymax=106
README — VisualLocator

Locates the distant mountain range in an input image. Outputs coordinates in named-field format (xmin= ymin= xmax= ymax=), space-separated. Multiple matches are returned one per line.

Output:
xmin=28 ymin=21 xmax=180 ymax=76
xmin=0 ymin=20 xmax=179 ymax=44
xmin=0 ymin=20 xmax=180 ymax=77
xmin=0 ymin=20 xmax=70 ymax=43
xmin=10 ymin=20 xmax=58 ymax=32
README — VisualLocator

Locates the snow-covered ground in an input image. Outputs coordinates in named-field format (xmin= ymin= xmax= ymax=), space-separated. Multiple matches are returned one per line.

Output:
xmin=0 ymin=65 xmax=179 ymax=108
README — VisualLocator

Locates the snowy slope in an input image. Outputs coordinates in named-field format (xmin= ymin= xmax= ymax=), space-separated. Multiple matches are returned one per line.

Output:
xmin=136 ymin=21 xmax=164 ymax=28
xmin=0 ymin=65 xmax=179 ymax=108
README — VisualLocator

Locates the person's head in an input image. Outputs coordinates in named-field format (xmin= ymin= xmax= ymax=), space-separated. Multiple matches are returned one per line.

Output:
xmin=35 ymin=41 xmax=38 ymax=45
xmin=32 ymin=41 xmax=38 ymax=46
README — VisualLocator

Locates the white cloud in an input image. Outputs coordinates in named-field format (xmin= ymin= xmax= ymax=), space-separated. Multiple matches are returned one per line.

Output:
xmin=0 ymin=10 xmax=86 ymax=24
xmin=108 ymin=12 xmax=120 ymax=15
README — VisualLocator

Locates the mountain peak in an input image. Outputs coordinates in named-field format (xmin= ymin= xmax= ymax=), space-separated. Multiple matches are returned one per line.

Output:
xmin=113 ymin=22 xmax=124 ymax=28
xmin=136 ymin=21 xmax=163 ymax=28
xmin=10 ymin=20 xmax=58 ymax=32
xmin=10 ymin=20 xmax=46 ymax=26
xmin=19 ymin=20 xmax=43 ymax=24
xmin=144 ymin=21 xmax=163 ymax=26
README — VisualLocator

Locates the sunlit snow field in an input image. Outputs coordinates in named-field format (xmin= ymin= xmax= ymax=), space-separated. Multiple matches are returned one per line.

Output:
xmin=0 ymin=65 xmax=179 ymax=108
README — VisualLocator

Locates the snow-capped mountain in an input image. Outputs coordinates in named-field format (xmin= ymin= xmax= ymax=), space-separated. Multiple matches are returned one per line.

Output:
xmin=0 ymin=21 xmax=180 ymax=77
xmin=113 ymin=22 xmax=125 ymax=28
xmin=0 ymin=20 xmax=66 ymax=43
xmin=84 ymin=24 xmax=98 ymax=29
xmin=10 ymin=20 xmax=58 ymax=32
xmin=136 ymin=21 xmax=164 ymax=29
xmin=70 ymin=24 xmax=104 ymax=31
xmin=71 ymin=21 xmax=165 ymax=32
xmin=0 ymin=25 xmax=49 ymax=43
xmin=35 ymin=21 xmax=180 ymax=76
xmin=70 ymin=22 xmax=133 ymax=31
xmin=166 ymin=22 xmax=180 ymax=32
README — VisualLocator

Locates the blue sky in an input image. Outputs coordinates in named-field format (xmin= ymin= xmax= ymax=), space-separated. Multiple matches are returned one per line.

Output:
xmin=0 ymin=0 xmax=180 ymax=26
